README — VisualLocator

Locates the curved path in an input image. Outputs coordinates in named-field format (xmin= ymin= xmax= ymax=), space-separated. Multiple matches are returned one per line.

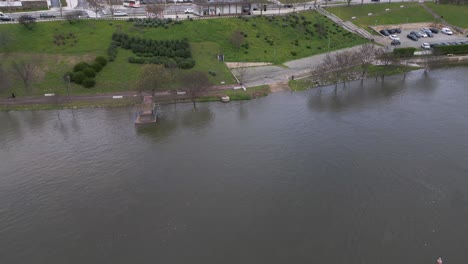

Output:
xmin=240 ymin=44 xmax=367 ymax=87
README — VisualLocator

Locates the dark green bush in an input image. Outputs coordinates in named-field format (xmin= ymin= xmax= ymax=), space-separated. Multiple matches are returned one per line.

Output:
xmin=83 ymin=67 xmax=96 ymax=78
xmin=73 ymin=62 xmax=90 ymax=72
xmin=95 ymin=56 xmax=107 ymax=66
xmin=91 ymin=62 xmax=103 ymax=72
xmin=71 ymin=71 xmax=86 ymax=84
xmin=82 ymin=78 xmax=96 ymax=88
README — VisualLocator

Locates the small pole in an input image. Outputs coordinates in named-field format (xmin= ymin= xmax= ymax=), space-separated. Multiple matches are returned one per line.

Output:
xmin=66 ymin=75 xmax=71 ymax=97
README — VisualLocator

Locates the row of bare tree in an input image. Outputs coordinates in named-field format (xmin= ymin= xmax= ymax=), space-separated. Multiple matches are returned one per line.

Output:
xmin=137 ymin=64 xmax=212 ymax=108
xmin=0 ymin=61 xmax=39 ymax=95
xmin=310 ymin=44 xmax=442 ymax=89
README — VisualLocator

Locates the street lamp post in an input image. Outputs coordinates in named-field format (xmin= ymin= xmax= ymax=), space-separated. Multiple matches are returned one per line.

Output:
xmin=66 ymin=75 xmax=71 ymax=97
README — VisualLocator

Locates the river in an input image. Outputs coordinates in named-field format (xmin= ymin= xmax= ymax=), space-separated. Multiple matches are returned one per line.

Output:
xmin=1 ymin=67 xmax=468 ymax=264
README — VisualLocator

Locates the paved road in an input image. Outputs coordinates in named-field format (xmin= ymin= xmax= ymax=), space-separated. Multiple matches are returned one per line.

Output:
xmin=239 ymin=45 xmax=366 ymax=87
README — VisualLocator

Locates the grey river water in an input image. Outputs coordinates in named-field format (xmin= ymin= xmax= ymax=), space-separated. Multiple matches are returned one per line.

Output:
xmin=1 ymin=67 xmax=468 ymax=264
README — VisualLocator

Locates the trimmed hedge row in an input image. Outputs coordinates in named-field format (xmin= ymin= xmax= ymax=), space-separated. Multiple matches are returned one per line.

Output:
xmin=433 ymin=44 xmax=468 ymax=55
xmin=111 ymin=32 xmax=195 ymax=69
xmin=393 ymin=47 xmax=416 ymax=58
xmin=67 ymin=56 xmax=108 ymax=88
xmin=128 ymin=18 xmax=183 ymax=28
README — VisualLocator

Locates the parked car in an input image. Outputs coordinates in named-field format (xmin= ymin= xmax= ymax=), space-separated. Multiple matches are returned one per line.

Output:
xmin=283 ymin=4 xmax=293 ymax=8
xmin=421 ymin=28 xmax=433 ymax=37
xmin=441 ymin=27 xmax=453 ymax=35
xmin=392 ymin=28 xmax=402 ymax=33
xmin=379 ymin=29 xmax=390 ymax=36
xmin=387 ymin=28 xmax=396 ymax=34
xmin=40 ymin=13 xmax=56 ymax=18
xmin=418 ymin=31 xmax=428 ymax=38
xmin=389 ymin=34 xmax=400 ymax=41
xmin=421 ymin=43 xmax=431 ymax=49
xmin=410 ymin=31 xmax=421 ymax=38
xmin=0 ymin=12 xmax=13 ymax=21
xmin=113 ymin=11 xmax=128 ymax=16
xmin=407 ymin=34 xmax=418 ymax=41
xmin=184 ymin=8 xmax=193 ymax=13
xmin=430 ymin=27 xmax=439 ymax=33
xmin=20 ymin=15 xmax=36 ymax=21
xmin=391 ymin=39 xmax=401 ymax=46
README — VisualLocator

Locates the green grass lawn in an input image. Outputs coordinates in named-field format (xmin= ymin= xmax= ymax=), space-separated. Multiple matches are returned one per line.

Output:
xmin=328 ymin=3 xmax=434 ymax=28
xmin=0 ymin=11 xmax=367 ymax=96
xmin=426 ymin=2 xmax=468 ymax=28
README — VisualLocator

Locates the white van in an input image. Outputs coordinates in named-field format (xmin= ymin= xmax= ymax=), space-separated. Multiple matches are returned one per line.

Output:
xmin=441 ymin=27 xmax=453 ymax=35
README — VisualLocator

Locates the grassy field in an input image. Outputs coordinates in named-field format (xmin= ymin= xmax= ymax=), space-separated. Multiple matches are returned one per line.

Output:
xmin=426 ymin=2 xmax=468 ymax=28
xmin=0 ymin=12 xmax=366 ymax=96
xmin=328 ymin=3 xmax=434 ymax=28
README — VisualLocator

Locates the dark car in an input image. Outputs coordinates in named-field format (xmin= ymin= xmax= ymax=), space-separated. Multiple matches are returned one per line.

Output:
xmin=410 ymin=31 xmax=421 ymax=38
xmin=283 ymin=4 xmax=293 ymax=8
xmin=407 ymin=34 xmax=418 ymax=41
xmin=387 ymin=28 xmax=396 ymax=34
xmin=379 ymin=29 xmax=390 ymax=36
xmin=20 ymin=15 xmax=36 ymax=20
xmin=392 ymin=28 xmax=402 ymax=33
xmin=0 ymin=16 xmax=13 ymax=21
xmin=40 ymin=13 xmax=56 ymax=18
xmin=391 ymin=39 xmax=401 ymax=45
xmin=430 ymin=28 xmax=439 ymax=33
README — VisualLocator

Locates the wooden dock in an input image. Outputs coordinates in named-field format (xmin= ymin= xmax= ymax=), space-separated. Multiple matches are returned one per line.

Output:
xmin=135 ymin=96 xmax=157 ymax=126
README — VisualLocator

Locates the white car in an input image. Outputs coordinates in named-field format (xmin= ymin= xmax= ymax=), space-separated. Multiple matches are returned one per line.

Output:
xmin=114 ymin=11 xmax=128 ymax=16
xmin=441 ymin=27 xmax=453 ymax=35
xmin=421 ymin=43 xmax=431 ymax=49
xmin=418 ymin=31 xmax=428 ymax=38
xmin=389 ymin=34 xmax=400 ymax=41
xmin=184 ymin=8 xmax=194 ymax=14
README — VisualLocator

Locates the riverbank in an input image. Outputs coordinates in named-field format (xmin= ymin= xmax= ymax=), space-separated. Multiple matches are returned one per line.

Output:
xmin=0 ymin=85 xmax=270 ymax=111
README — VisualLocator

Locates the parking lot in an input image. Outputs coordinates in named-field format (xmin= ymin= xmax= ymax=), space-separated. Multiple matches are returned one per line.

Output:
xmin=378 ymin=25 xmax=468 ymax=49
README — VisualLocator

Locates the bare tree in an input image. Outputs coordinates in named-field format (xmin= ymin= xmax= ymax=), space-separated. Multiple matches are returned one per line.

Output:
xmin=0 ymin=63 xmax=11 ymax=93
xmin=357 ymin=43 xmax=378 ymax=83
xmin=87 ymin=0 xmax=105 ymax=18
xmin=181 ymin=71 xmax=213 ymax=108
xmin=18 ymin=15 xmax=37 ymax=30
xmin=11 ymin=60 xmax=38 ymax=94
xmin=145 ymin=0 xmax=165 ymax=18
xmin=65 ymin=11 xmax=81 ymax=24
xmin=136 ymin=64 xmax=172 ymax=99
xmin=108 ymin=0 xmax=123 ymax=18
xmin=422 ymin=48 xmax=444 ymax=73
xmin=235 ymin=62 xmax=248 ymax=85
xmin=375 ymin=48 xmax=398 ymax=82
xmin=230 ymin=30 xmax=244 ymax=49
xmin=0 ymin=29 xmax=10 ymax=52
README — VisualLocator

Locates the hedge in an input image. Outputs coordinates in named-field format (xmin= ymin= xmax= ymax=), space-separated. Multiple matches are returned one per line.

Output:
xmin=393 ymin=47 xmax=416 ymax=58
xmin=433 ymin=44 xmax=468 ymax=55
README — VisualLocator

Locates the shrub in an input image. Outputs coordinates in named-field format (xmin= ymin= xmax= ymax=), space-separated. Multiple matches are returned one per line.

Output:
xmin=71 ymin=71 xmax=86 ymax=84
xmin=178 ymin=58 xmax=195 ymax=69
xmin=91 ymin=62 xmax=103 ymax=72
xmin=73 ymin=62 xmax=90 ymax=72
xmin=291 ymin=51 xmax=297 ymax=56
xmin=83 ymin=67 xmax=96 ymax=78
xmin=82 ymin=78 xmax=96 ymax=88
xmin=95 ymin=56 xmax=107 ymax=66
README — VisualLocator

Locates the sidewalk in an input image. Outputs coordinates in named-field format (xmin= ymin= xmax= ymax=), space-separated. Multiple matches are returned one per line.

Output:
xmin=0 ymin=85 xmax=238 ymax=106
